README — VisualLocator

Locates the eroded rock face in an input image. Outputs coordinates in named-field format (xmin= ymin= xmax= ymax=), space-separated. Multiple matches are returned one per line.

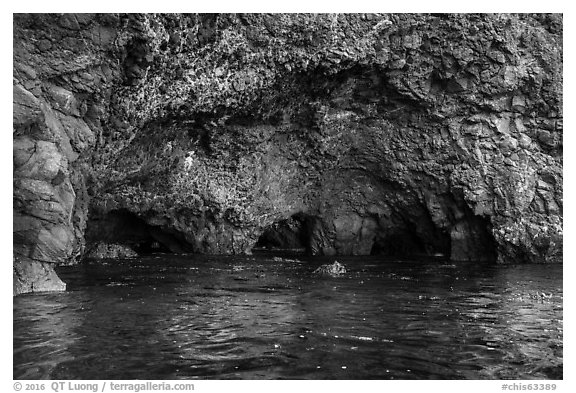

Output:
xmin=13 ymin=256 xmax=66 ymax=295
xmin=13 ymin=14 xmax=563 ymax=294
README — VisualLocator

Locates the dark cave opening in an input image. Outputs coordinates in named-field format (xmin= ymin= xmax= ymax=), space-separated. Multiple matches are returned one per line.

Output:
xmin=253 ymin=213 xmax=315 ymax=253
xmin=370 ymin=229 xmax=451 ymax=258
xmin=85 ymin=209 xmax=194 ymax=256
xmin=253 ymin=209 xmax=497 ymax=261
xmin=369 ymin=216 xmax=497 ymax=262
xmin=449 ymin=216 xmax=498 ymax=262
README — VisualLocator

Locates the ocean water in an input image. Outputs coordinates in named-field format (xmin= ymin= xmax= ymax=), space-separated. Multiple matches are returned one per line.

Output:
xmin=14 ymin=254 xmax=563 ymax=380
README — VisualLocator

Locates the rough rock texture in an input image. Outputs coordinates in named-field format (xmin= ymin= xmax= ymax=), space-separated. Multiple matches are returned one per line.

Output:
xmin=85 ymin=242 xmax=138 ymax=259
xmin=13 ymin=256 xmax=66 ymax=295
xmin=13 ymin=14 xmax=563 ymax=294
xmin=313 ymin=261 xmax=347 ymax=276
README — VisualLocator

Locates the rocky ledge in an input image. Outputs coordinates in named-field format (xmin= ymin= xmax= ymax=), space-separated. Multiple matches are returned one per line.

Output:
xmin=13 ymin=14 xmax=562 ymax=295
xmin=85 ymin=243 xmax=138 ymax=259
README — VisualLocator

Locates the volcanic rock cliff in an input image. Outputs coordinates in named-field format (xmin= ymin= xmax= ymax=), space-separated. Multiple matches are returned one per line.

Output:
xmin=13 ymin=13 xmax=563 ymax=295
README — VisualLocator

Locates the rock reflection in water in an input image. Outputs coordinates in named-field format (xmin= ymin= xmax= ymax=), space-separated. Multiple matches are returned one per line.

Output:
xmin=14 ymin=255 xmax=562 ymax=379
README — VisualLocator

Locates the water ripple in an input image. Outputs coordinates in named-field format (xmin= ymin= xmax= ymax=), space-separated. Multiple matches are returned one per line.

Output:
xmin=14 ymin=255 xmax=563 ymax=379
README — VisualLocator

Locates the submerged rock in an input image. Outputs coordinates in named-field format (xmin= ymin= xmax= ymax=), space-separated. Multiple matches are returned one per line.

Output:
xmin=313 ymin=261 xmax=347 ymax=276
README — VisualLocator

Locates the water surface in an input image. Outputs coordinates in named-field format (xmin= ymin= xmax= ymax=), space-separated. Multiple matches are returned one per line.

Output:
xmin=14 ymin=254 xmax=563 ymax=379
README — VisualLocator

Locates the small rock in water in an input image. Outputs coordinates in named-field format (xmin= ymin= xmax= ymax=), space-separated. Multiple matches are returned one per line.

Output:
xmin=272 ymin=256 xmax=303 ymax=263
xmin=313 ymin=261 xmax=347 ymax=276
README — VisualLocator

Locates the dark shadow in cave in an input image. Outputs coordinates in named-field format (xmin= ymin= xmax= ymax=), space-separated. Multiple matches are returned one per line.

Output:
xmin=253 ymin=213 xmax=315 ymax=253
xmin=370 ymin=228 xmax=451 ymax=258
xmin=449 ymin=215 xmax=497 ymax=262
xmin=370 ymin=215 xmax=497 ymax=263
xmin=85 ymin=209 xmax=194 ymax=256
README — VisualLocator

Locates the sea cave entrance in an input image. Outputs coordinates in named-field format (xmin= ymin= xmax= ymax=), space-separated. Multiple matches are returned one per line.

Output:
xmin=369 ymin=229 xmax=451 ymax=258
xmin=252 ymin=209 xmax=496 ymax=261
xmin=253 ymin=213 xmax=317 ymax=254
xmin=85 ymin=209 xmax=194 ymax=256
xmin=370 ymin=215 xmax=497 ymax=262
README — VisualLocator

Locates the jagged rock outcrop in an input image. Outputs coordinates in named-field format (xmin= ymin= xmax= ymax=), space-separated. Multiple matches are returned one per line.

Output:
xmin=13 ymin=13 xmax=563 ymax=294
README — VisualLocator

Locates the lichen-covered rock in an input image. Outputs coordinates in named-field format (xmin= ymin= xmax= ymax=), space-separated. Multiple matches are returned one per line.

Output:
xmin=313 ymin=261 xmax=347 ymax=276
xmin=85 ymin=243 xmax=138 ymax=259
xmin=13 ymin=14 xmax=562 ymax=294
